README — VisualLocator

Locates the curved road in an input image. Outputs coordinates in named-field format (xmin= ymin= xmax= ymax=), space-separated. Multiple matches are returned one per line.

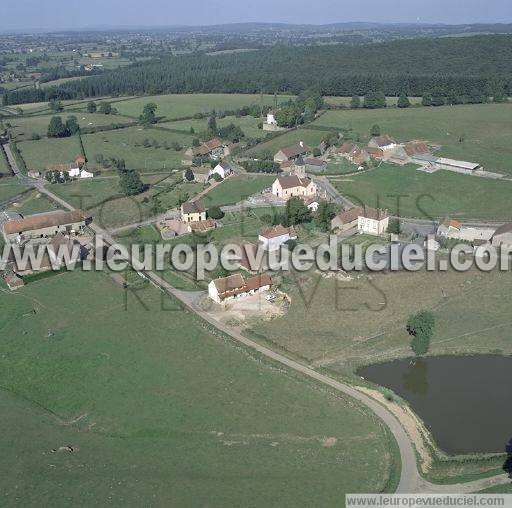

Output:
xmin=4 ymin=147 xmax=509 ymax=493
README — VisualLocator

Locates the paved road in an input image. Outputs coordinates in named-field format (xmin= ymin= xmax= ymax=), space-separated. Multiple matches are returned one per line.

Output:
xmin=6 ymin=151 xmax=510 ymax=493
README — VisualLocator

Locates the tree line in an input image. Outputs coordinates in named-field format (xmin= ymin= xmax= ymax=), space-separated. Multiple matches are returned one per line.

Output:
xmin=2 ymin=35 xmax=512 ymax=105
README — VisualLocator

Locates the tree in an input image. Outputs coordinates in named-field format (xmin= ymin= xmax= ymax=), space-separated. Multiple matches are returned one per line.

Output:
xmin=192 ymin=138 xmax=200 ymax=147
xmin=387 ymin=218 xmax=401 ymax=234
xmin=284 ymin=196 xmax=312 ymax=226
xmin=275 ymin=105 xmax=302 ymax=127
xmin=98 ymin=102 xmax=112 ymax=114
xmin=65 ymin=115 xmax=80 ymax=135
xmin=47 ymin=116 xmax=69 ymax=138
xmin=48 ymin=99 xmax=63 ymax=112
xmin=406 ymin=311 xmax=435 ymax=357
xmin=363 ymin=91 xmax=386 ymax=109
xmin=207 ymin=114 xmax=217 ymax=136
xmin=370 ymin=124 xmax=381 ymax=137
xmin=150 ymin=195 xmax=163 ymax=215
xmin=184 ymin=168 xmax=195 ymax=181
xmin=86 ymin=101 xmax=97 ymax=113
xmin=140 ymin=102 xmax=158 ymax=125
xmin=492 ymin=82 xmax=507 ymax=103
xmin=422 ymin=93 xmax=433 ymax=106
xmin=208 ymin=206 xmax=224 ymax=219
xmin=315 ymin=201 xmax=337 ymax=232
xmin=119 ymin=170 xmax=144 ymax=196
xmin=431 ymin=93 xmax=445 ymax=107
xmin=397 ymin=93 xmax=411 ymax=108
xmin=350 ymin=95 xmax=361 ymax=109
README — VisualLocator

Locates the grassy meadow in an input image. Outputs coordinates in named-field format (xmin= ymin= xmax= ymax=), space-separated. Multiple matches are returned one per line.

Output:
xmin=245 ymin=127 xmax=332 ymax=156
xmin=9 ymin=112 xmax=135 ymax=141
xmin=311 ymin=103 xmax=512 ymax=173
xmin=0 ymin=177 xmax=30 ymax=203
xmin=202 ymin=174 xmax=275 ymax=207
xmin=331 ymin=164 xmax=512 ymax=220
xmin=110 ymin=93 xmax=294 ymax=120
xmin=81 ymin=126 xmax=194 ymax=172
xmin=0 ymin=269 xmax=399 ymax=505
xmin=17 ymin=136 xmax=83 ymax=170
xmin=161 ymin=114 xmax=264 ymax=138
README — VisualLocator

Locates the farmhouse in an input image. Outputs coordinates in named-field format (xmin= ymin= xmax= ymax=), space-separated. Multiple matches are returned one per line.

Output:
xmin=188 ymin=218 xmax=217 ymax=233
xmin=271 ymin=175 xmax=317 ymax=199
xmin=258 ymin=225 xmax=297 ymax=251
xmin=2 ymin=210 xmax=88 ymax=244
xmin=337 ymin=143 xmax=355 ymax=156
xmin=403 ymin=141 xmax=431 ymax=158
xmin=364 ymin=147 xmax=384 ymax=160
xmin=208 ymin=273 xmax=272 ymax=304
xmin=437 ymin=219 xmax=462 ymax=237
xmin=183 ymin=138 xmax=230 ymax=164
xmin=304 ymin=157 xmax=327 ymax=172
xmin=181 ymin=201 xmax=206 ymax=223
xmin=491 ymin=223 xmax=512 ymax=249
xmin=357 ymin=207 xmax=389 ymax=235
xmin=348 ymin=147 xmax=370 ymax=165
xmin=368 ymin=135 xmax=397 ymax=151
xmin=46 ymin=155 xmax=93 ymax=179
xmin=274 ymin=141 xmax=311 ymax=163
xmin=209 ymin=162 xmax=233 ymax=179
xmin=330 ymin=207 xmax=362 ymax=233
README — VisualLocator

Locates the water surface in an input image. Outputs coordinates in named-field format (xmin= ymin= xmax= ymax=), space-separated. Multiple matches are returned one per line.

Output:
xmin=359 ymin=355 xmax=512 ymax=455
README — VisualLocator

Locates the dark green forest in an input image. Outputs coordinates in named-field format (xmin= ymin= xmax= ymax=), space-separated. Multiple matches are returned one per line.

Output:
xmin=3 ymin=35 xmax=512 ymax=105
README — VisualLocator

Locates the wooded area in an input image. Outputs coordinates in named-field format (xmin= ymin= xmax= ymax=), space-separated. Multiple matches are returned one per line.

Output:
xmin=3 ymin=35 xmax=512 ymax=105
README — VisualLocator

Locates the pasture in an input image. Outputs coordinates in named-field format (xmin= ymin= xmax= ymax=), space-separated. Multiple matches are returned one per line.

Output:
xmin=17 ymin=136 xmax=83 ymax=170
xmin=111 ymin=93 xmax=294 ymax=120
xmin=9 ymin=112 xmax=135 ymax=141
xmin=81 ymin=126 xmax=194 ymax=172
xmin=0 ymin=269 xmax=399 ymax=505
xmin=312 ymin=103 xmax=512 ymax=174
xmin=244 ymin=127 xmax=332 ymax=156
xmin=202 ymin=174 xmax=275 ymax=207
xmin=161 ymin=114 xmax=264 ymax=138
xmin=0 ymin=177 xmax=30 ymax=203
xmin=332 ymin=164 xmax=512 ymax=220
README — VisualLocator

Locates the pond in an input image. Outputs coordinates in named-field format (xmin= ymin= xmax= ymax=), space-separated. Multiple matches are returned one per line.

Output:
xmin=358 ymin=355 xmax=512 ymax=455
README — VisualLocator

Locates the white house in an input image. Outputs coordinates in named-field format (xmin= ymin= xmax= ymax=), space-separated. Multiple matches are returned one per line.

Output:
xmin=424 ymin=235 xmax=440 ymax=251
xmin=357 ymin=207 xmax=389 ymax=235
xmin=208 ymin=273 xmax=272 ymax=304
xmin=209 ymin=162 xmax=233 ymax=180
xmin=70 ymin=167 xmax=94 ymax=179
xmin=271 ymin=175 xmax=317 ymax=200
xmin=266 ymin=110 xmax=277 ymax=125
xmin=258 ymin=225 xmax=296 ymax=251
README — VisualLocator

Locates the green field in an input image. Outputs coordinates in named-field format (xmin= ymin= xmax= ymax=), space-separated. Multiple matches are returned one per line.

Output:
xmin=161 ymin=114 xmax=264 ymax=138
xmin=0 ymin=177 xmax=30 ymax=203
xmin=332 ymin=164 xmax=512 ymax=220
xmin=111 ymin=93 xmax=294 ymax=120
xmin=9 ymin=112 xmax=135 ymax=141
xmin=81 ymin=126 xmax=194 ymax=172
xmin=324 ymin=96 xmax=423 ymax=107
xmin=17 ymin=136 xmax=83 ymax=171
xmin=312 ymin=103 xmax=512 ymax=173
xmin=10 ymin=190 xmax=61 ymax=216
xmin=0 ymin=269 xmax=398 ymax=505
xmin=0 ymin=149 xmax=11 ymax=176
xmin=51 ymin=174 xmax=205 ymax=228
xmin=245 ymin=127 xmax=332 ymax=156
xmin=202 ymin=174 xmax=275 ymax=207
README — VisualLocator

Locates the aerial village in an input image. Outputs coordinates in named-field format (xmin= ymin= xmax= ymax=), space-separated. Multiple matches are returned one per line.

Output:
xmin=1 ymin=100 xmax=511 ymax=324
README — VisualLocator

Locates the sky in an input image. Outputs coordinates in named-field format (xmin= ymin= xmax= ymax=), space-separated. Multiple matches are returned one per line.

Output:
xmin=2 ymin=0 xmax=512 ymax=31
